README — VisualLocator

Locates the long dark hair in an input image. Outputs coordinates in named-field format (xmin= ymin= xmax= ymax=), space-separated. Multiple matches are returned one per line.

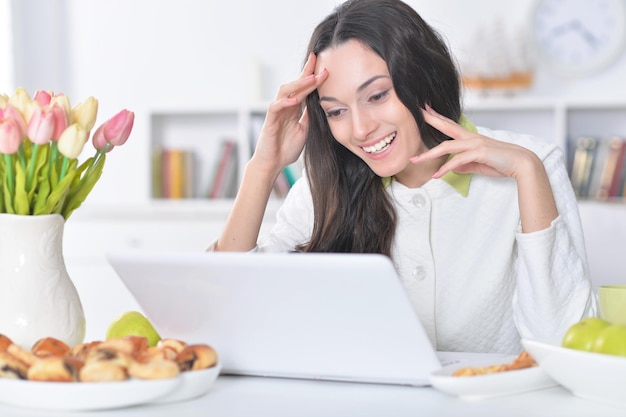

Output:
xmin=297 ymin=0 xmax=461 ymax=256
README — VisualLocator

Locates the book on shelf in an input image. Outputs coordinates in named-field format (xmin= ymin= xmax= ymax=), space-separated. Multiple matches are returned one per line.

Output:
xmin=151 ymin=146 xmax=164 ymax=199
xmin=152 ymin=147 xmax=195 ymax=199
xmin=586 ymin=137 xmax=612 ymax=200
xmin=208 ymin=140 xmax=238 ymax=199
xmin=569 ymin=136 xmax=596 ymax=197
xmin=569 ymin=135 xmax=626 ymax=200
xmin=598 ymin=136 xmax=626 ymax=199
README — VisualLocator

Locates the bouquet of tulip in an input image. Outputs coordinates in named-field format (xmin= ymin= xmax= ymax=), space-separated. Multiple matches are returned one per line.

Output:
xmin=0 ymin=87 xmax=134 ymax=220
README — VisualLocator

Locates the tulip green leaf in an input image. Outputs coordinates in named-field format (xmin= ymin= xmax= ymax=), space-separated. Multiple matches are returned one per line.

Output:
xmin=14 ymin=163 xmax=30 ymax=215
xmin=39 ymin=164 xmax=78 ymax=216
xmin=1 ymin=184 xmax=12 ymax=214
xmin=62 ymin=154 xmax=105 ymax=220
xmin=33 ymin=163 xmax=52 ymax=215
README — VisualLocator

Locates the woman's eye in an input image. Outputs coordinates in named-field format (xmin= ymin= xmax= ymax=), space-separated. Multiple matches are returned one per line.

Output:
xmin=325 ymin=109 xmax=344 ymax=119
xmin=369 ymin=90 xmax=390 ymax=102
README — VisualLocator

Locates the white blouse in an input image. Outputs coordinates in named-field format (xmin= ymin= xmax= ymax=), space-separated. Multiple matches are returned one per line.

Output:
xmin=253 ymin=127 xmax=597 ymax=354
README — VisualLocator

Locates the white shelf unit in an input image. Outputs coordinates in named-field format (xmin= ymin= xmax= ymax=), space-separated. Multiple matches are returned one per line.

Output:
xmin=149 ymin=106 xmax=258 ymax=200
xmin=463 ymin=97 xmax=566 ymax=148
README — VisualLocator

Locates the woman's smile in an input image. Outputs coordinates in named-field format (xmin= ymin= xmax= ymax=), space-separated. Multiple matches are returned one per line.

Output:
xmin=361 ymin=132 xmax=396 ymax=154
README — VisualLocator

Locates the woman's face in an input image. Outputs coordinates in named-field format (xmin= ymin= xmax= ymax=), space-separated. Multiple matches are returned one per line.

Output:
xmin=314 ymin=40 xmax=429 ymax=184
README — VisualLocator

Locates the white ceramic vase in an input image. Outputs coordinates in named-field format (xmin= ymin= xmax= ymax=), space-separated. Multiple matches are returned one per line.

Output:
xmin=0 ymin=213 xmax=86 ymax=349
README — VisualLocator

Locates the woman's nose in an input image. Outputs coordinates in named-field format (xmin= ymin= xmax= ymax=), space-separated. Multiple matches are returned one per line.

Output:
xmin=351 ymin=108 xmax=376 ymax=141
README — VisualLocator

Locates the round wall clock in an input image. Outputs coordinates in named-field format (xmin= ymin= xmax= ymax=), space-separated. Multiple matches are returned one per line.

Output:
xmin=530 ymin=0 xmax=626 ymax=77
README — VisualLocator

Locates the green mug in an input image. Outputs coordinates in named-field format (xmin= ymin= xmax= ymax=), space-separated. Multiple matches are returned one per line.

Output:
xmin=598 ymin=285 xmax=626 ymax=326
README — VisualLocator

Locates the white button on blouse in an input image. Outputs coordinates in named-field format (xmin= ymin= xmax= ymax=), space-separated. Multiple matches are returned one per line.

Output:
xmin=412 ymin=265 xmax=427 ymax=281
xmin=411 ymin=194 xmax=427 ymax=208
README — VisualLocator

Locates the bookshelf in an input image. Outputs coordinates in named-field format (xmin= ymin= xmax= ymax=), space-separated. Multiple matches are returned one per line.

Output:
xmin=149 ymin=108 xmax=253 ymax=200
xmin=463 ymin=97 xmax=626 ymax=201
xmin=149 ymin=98 xmax=626 ymax=204
xmin=150 ymin=104 xmax=301 ymax=201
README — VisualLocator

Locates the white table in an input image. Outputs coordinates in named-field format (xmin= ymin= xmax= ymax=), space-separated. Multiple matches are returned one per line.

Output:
xmin=0 ymin=374 xmax=625 ymax=417
xmin=1 ymin=260 xmax=623 ymax=416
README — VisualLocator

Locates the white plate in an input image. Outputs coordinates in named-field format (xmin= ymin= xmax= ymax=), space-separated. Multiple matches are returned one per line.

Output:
xmin=0 ymin=364 xmax=221 ymax=411
xmin=429 ymin=355 xmax=556 ymax=400
xmin=523 ymin=338 xmax=626 ymax=407
xmin=153 ymin=362 xmax=222 ymax=404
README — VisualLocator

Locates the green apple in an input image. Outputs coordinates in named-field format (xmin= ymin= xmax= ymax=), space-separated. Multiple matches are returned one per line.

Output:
xmin=591 ymin=324 xmax=626 ymax=357
xmin=105 ymin=311 xmax=161 ymax=347
xmin=562 ymin=317 xmax=610 ymax=351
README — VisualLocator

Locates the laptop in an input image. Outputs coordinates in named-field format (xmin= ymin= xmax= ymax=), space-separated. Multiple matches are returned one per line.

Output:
xmin=106 ymin=250 xmax=443 ymax=386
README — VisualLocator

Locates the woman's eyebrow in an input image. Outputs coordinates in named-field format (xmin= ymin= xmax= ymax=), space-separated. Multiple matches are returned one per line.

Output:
xmin=319 ymin=75 xmax=390 ymax=103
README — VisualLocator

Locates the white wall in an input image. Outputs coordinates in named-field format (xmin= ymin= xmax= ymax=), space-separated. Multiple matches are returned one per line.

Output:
xmin=0 ymin=0 xmax=13 ymax=89
xmin=8 ymin=0 xmax=626 ymax=205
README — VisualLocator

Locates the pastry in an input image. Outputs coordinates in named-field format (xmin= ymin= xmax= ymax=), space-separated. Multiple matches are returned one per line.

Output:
xmin=69 ymin=341 xmax=102 ymax=361
xmin=85 ymin=347 xmax=132 ymax=369
xmin=96 ymin=337 xmax=147 ymax=357
xmin=158 ymin=338 xmax=187 ymax=358
xmin=135 ymin=346 xmax=171 ymax=363
xmin=128 ymin=359 xmax=180 ymax=380
xmin=79 ymin=360 xmax=128 ymax=382
xmin=27 ymin=356 xmax=83 ymax=382
xmin=453 ymin=351 xmax=537 ymax=377
xmin=0 ymin=351 xmax=28 ymax=379
xmin=31 ymin=337 xmax=71 ymax=358
xmin=7 ymin=343 xmax=37 ymax=367
xmin=176 ymin=344 xmax=218 ymax=371
xmin=0 ymin=334 xmax=13 ymax=351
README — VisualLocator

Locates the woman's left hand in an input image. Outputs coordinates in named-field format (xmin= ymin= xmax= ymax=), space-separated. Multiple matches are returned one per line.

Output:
xmin=410 ymin=104 xmax=539 ymax=181
xmin=411 ymin=105 xmax=558 ymax=233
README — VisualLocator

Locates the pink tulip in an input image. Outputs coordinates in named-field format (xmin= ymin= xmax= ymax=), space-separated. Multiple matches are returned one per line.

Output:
xmin=27 ymin=107 xmax=56 ymax=145
xmin=1 ymin=104 xmax=27 ymax=140
xmin=51 ymin=94 xmax=71 ymax=120
xmin=0 ymin=118 xmax=22 ymax=154
xmin=50 ymin=103 xmax=69 ymax=141
xmin=92 ymin=109 xmax=134 ymax=152
xmin=34 ymin=90 xmax=52 ymax=106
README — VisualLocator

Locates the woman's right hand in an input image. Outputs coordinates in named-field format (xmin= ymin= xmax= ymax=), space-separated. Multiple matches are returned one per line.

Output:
xmin=213 ymin=54 xmax=327 ymax=252
xmin=251 ymin=52 xmax=328 ymax=176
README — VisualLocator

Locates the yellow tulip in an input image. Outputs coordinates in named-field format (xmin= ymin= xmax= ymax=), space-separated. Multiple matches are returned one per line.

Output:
xmin=8 ymin=87 xmax=31 ymax=119
xmin=0 ymin=93 xmax=8 ymax=108
xmin=57 ymin=123 xmax=88 ymax=159
xmin=71 ymin=96 xmax=99 ymax=131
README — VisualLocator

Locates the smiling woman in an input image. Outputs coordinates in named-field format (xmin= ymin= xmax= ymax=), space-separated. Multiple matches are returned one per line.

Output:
xmin=209 ymin=0 xmax=597 ymax=356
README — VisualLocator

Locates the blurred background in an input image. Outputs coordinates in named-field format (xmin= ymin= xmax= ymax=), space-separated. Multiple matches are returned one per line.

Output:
xmin=1 ymin=0 xmax=625 ymax=292
xmin=2 ymin=0 xmax=626 ymax=204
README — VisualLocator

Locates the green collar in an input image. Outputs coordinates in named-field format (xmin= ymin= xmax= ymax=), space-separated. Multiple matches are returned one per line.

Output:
xmin=382 ymin=113 xmax=475 ymax=197
xmin=441 ymin=169 xmax=471 ymax=197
